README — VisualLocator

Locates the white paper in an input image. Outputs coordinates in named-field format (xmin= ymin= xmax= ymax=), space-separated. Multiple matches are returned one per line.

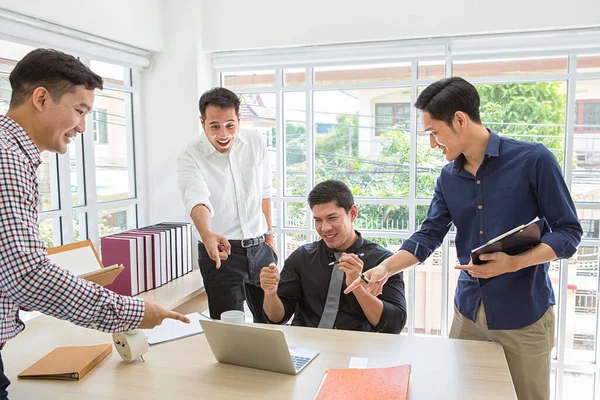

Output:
xmin=144 ymin=312 xmax=211 ymax=345
xmin=348 ymin=357 xmax=368 ymax=368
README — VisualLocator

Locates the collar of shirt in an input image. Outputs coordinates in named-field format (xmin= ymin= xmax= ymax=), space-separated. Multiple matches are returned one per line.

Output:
xmin=452 ymin=129 xmax=500 ymax=173
xmin=200 ymin=130 xmax=247 ymax=158
xmin=322 ymin=230 xmax=365 ymax=257
xmin=0 ymin=115 xmax=42 ymax=168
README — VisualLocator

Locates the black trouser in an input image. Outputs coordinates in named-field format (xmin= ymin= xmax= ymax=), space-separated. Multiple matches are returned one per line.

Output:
xmin=0 ymin=349 xmax=10 ymax=400
xmin=198 ymin=241 xmax=277 ymax=323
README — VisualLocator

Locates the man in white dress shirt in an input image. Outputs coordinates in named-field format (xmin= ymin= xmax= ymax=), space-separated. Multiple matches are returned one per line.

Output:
xmin=177 ymin=87 xmax=277 ymax=322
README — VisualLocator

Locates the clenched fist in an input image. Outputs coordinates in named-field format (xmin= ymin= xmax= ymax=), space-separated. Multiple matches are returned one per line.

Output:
xmin=260 ymin=263 xmax=279 ymax=296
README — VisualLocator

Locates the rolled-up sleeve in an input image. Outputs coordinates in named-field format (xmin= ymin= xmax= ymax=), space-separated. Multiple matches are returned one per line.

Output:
xmin=177 ymin=148 xmax=214 ymax=218
xmin=400 ymin=175 xmax=453 ymax=262
xmin=373 ymin=271 xmax=407 ymax=333
xmin=530 ymin=144 xmax=582 ymax=259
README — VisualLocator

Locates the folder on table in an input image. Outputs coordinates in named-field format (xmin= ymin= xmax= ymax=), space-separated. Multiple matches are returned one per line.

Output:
xmin=471 ymin=217 xmax=546 ymax=265
xmin=314 ymin=364 xmax=411 ymax=400
xmin=18 ymin=344 xmax=112 ymax=381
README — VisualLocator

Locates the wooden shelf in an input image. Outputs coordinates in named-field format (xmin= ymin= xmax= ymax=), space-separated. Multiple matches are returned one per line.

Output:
xmin=137 ymin=269 xmax=204 ymax=309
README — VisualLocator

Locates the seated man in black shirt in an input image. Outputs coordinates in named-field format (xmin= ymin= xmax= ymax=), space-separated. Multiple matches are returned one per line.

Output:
xmin=260 ymin=180 xmax=407 ymax=333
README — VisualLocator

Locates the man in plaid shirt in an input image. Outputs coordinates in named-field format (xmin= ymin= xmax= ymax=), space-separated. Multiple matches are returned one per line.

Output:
xmin=0 ymin=49 xmax=189 ymax=398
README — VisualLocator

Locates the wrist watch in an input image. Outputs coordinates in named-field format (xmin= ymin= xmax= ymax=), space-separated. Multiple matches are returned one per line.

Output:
xmin=265 ymin=230 xmax=274 ymax=236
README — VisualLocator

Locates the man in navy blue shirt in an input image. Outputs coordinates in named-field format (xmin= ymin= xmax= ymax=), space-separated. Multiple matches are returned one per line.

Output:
xmin=346 ymin=77 xmax=582 ymax=400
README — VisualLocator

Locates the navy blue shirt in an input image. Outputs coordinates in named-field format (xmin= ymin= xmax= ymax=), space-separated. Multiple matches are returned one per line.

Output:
xmin=400 ymin=131 xmax=582 ymax=330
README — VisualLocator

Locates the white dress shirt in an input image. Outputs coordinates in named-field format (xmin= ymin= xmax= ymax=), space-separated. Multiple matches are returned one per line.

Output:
xmin=177 ymin=130 xmax=272 ymax=241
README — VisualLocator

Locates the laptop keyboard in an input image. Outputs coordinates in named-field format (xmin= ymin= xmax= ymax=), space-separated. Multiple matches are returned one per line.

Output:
xmin=291 ymin=355 xmax=311 ymax=371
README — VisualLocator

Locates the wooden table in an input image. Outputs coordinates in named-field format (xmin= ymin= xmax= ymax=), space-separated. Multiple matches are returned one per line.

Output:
xmin=3 ymin=272 xmax=516 ymax=399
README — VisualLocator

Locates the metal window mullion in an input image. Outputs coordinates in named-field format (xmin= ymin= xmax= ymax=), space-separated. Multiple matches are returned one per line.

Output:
xmin=274 ymin=68 xmax=285 ymax=259
xmin=57 ymin=152 xmax=73 ymax=244
xmin=130 ymin=69 xmax=145 ymax=227
xmin=405 ymin=61 xmax=419 ymax=336
xmin=82 ymin=105 xmax=99 ymax=247
xmin=306 ymin=68 xmax=314 ymax=239
xmin=556 ymin=258 xmax=570 ymax=400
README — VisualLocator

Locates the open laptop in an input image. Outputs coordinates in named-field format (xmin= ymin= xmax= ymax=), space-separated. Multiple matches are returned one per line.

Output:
xmin=200 ymin=319 xmax=319 ymax=375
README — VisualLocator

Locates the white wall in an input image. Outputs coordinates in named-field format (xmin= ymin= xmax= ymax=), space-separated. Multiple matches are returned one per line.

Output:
xmin=142 ymin=0 xmax=206 ymax=224
xmin=202 ymin=0 xmax=600 ymax=51
xmin=0 ymin=0 xmax=164 ymax=51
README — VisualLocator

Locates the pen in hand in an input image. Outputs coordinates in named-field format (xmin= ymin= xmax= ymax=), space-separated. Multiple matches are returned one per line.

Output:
xmin=328 ymin=253 xmax=365 ymax=266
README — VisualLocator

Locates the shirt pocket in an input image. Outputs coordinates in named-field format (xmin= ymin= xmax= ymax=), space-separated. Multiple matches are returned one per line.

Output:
xmin=243 ymin=163 xmax=264 ymax=198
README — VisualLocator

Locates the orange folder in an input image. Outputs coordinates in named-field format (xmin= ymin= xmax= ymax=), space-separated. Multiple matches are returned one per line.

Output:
xmin=314 ymin=364 xmax=411 ymax=400
xmin=18 ymin=344 xmax=112 ymax=381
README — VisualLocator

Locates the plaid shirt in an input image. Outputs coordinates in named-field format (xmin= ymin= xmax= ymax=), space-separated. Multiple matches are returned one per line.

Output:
xmin=0 ymin=115 xmax=145 ymax=345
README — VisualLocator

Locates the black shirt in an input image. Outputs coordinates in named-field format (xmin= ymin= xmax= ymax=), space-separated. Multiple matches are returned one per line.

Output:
xmin=269 ymin=232 xmax=407 ymax=333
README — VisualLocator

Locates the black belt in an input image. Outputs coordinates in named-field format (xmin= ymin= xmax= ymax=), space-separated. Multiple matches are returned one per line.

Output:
xmin=229 ymin=235 xmax=266 ymax=248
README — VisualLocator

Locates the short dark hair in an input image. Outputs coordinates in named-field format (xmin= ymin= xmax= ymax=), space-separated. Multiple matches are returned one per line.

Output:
xmin=9 ymin=48 xmax=103 ymax=107
xmin=199 ymin=87 xmax=240 ymax=120
xmin=308 ymin=180 xmax=354 ymax=213
xmin=414 ymin=77 xmax=481 ymax=127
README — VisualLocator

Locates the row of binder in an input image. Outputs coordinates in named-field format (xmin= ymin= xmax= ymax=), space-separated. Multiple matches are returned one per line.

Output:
xmin=100 ymin=222 xmax=193 ymax=296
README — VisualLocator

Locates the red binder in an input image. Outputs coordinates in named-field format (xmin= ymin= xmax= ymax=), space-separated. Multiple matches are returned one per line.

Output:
xmin=314 ymin=364 xmax=411 ymax=400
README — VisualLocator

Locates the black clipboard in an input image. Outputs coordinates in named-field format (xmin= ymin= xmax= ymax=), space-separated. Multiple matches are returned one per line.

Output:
xmin=471 ymin=217 xmax=546 ymax=265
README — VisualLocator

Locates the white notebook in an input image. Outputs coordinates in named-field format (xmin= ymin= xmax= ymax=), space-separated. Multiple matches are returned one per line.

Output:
xmin=144 ymin=312 xmax=211 ymax=345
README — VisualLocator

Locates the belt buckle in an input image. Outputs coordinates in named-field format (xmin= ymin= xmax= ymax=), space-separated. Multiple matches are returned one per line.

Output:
xmin=241 ymin=238 xmax=254 ymax=248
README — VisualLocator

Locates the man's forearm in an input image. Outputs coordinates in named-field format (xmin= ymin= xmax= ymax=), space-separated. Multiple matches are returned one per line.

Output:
xmin=353 ymin=287 xmax=384 ymax=326
xmin=261 ymin=198 xmax=273 ymax=230
xmin=380 ymin=249 xmax=420 ymax=276
xmin=263 ymin=294 xmax=285 ymax=323
xmin=514 ymin=243 xmax=558 ymax=271
xmin=190 ymin=204 xmax=213 ymax=240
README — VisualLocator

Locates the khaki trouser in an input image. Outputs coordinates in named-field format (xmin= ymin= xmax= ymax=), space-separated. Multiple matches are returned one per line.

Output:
xmin=449 ymin=302 xmax=555 ymax=400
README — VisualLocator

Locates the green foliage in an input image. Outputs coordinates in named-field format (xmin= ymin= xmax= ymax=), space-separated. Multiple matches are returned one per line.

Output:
xmin=284 ymin=82 xmax=569 ymax=239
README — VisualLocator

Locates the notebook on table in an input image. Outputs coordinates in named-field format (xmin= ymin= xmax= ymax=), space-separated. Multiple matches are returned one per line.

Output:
xmin=18 ymin=344 xmax=112 ymax=381
xmin=471 ymin=217 xmax=546 ymax=265
xmin=314 ymin=364 xmax=411 ymax=400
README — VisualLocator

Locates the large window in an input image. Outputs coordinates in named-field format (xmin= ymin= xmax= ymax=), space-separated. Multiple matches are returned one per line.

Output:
xmin=218 ymin=31 xmax=600 ymax=399
xmin=0 ymin=39 xmax=140 ymax=250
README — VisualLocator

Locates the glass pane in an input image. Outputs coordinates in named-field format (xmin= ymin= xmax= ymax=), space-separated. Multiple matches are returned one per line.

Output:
xmin=0 ymin=73 xmax=10 ymax=114
xmin=565 ymin=247 xmax=599 ymax=363
xmin=418 ymin=61 xmax=446 ymax=80
xmin=453 ymin=57 xmax=568 ymax=78
xmin=222 ymin=70 xmax=276 ymax=89
xmin=284 ymin=68 xmax=305 ymax=86
xmin=415 ymin=248 xmax=442 ymax=336
xmin=284 ymin=92 xmax=306 ymax=196
xmin=562 ymin=371 xmax=595 ymax=400
xmin=578 ymin=55 xmax=600 ymax=73
xmin=0 ymin=39 xmax=35 ymax=66
xmin=90 ymin=60 xmax=129 ymax=86
xmin=285 ymin=202 xmax=306 ymax=228
xmin=416 ymin=87 xmax=445 ymax=198
xmin=238 ymin=93 xmax=277 ymax=194
xmin=363 ymin=236 xmax=403 ymax=253
xmin=68 ymin=135 xmax=86 ymax=207
xmin=577 ymin=207 xmax=600 ymax=239
xmin=93 ymin=89 xmax=135 ymax=203
xmin=314 ymin=63 xmax=411 ymax=85
xmin=572 ymin=80 xmax=600 ymax=202
xmin=355 ymin=205 xmax=409 ymax=231
xmin=313 ymin=88 xmax=412 ymax=197
xmin=37 ymin=152 xmax=60 ymax=212
xmin=73 ymin=213 xmax=88 ymax=242
xmin=39 ymin=218 xmax=59 ymax=248
xmin=476 ymin=82 xmax=566 ymax=165
xmin=98 ymin=205 xmax=137 ymax=238
xmin=285 ymin=233 xmax=307 ymax=259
